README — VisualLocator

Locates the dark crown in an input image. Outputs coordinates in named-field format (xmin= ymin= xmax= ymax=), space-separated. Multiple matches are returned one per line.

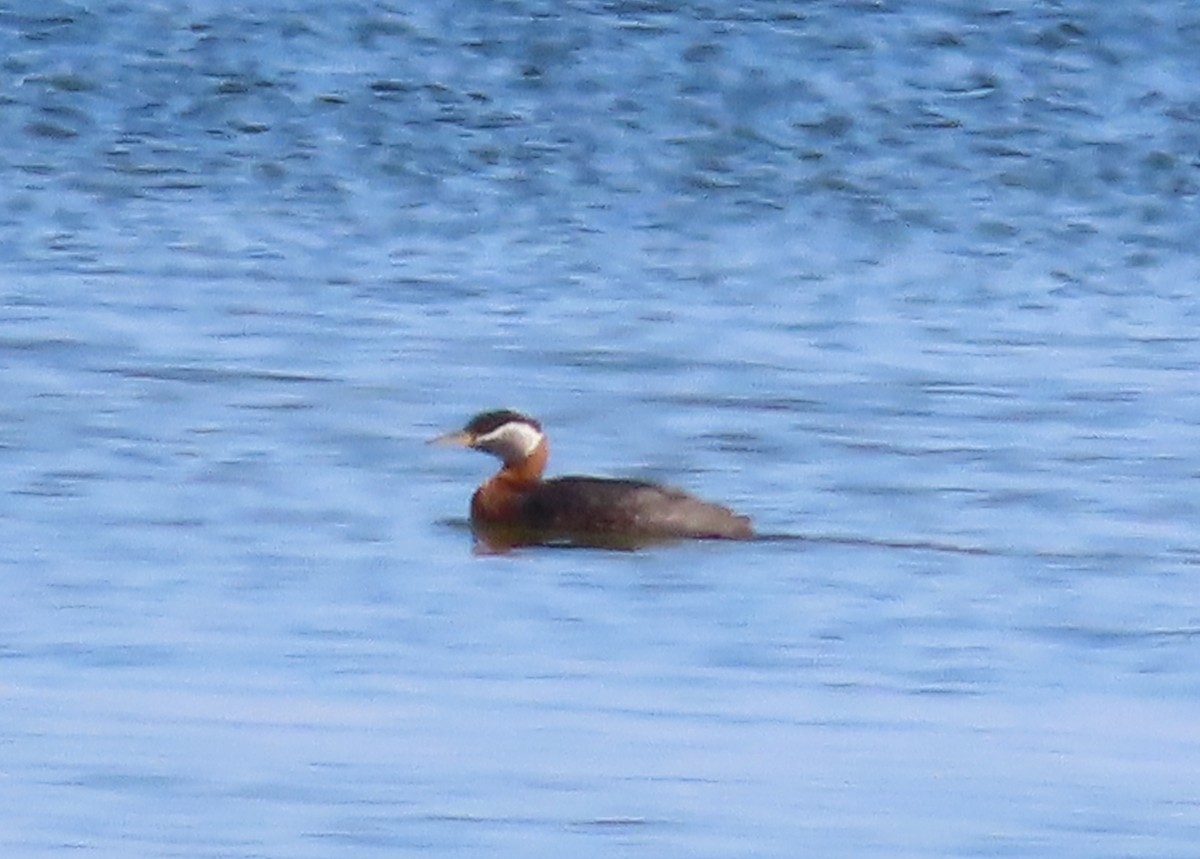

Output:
xmin=463 ymin=409 xmax=541 ymax=436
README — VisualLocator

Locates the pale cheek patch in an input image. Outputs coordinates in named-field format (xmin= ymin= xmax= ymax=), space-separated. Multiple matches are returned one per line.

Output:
xmin=476 ymin=422 xmax=543 ymax=460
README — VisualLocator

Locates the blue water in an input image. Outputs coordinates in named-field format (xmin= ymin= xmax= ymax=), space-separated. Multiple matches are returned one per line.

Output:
xmin=4 ymin=1 xmax=1200 ymax=856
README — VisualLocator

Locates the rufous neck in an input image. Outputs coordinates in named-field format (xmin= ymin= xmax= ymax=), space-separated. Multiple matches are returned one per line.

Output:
xmin=498 ymin=437 xmax=548 ymax=486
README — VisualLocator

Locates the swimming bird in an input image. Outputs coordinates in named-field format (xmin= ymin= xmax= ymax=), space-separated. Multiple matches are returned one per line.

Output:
xmin=430 ymin=409 xmax=753 ymax=549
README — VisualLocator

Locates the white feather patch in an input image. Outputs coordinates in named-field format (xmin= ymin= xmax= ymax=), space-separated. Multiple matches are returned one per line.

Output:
xmin=475 ymin=421 xmax=543 ymax=460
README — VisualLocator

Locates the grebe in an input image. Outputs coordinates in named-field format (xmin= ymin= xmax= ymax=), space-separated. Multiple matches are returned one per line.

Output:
xmin=430 ymin=409 xmax=754 ymax=549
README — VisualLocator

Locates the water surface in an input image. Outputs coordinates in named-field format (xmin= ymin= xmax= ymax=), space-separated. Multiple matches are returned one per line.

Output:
xmin=3 ymin=1 xmax=1200 ymax=856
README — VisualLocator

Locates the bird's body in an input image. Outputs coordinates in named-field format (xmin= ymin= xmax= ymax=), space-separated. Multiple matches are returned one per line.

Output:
xmin=432 ymin=409 xmax=753 ymax=550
